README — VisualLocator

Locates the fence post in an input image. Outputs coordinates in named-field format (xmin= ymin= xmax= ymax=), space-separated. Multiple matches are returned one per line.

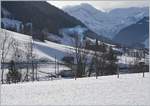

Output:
xmin=96 ymin=68 xmax=98 ymax=79
xmin=35 ymin=63 xmax=38 ymax=80
xmin=117 ymin=66 xmax=119 ymax=78
xmin=55 ymin=56 xmax=56 ymax=75
xmin=26 ymin=63 xmax=29 ymax=81
xmin=143 ymin=66 xmax=145 ymax=78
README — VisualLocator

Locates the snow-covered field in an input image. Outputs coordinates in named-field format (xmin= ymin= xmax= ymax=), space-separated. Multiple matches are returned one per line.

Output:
xmin=1 ymin=73 xmax=150 ymax=105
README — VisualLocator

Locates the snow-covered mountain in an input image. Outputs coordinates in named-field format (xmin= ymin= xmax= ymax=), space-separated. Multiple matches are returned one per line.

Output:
xmin=113 ymin=17 xmax=149 ymax=48
xmin=1 ymin=1 xmax=112 ymax=44
xmin=63 ymin=3 xmax=149 ymax=39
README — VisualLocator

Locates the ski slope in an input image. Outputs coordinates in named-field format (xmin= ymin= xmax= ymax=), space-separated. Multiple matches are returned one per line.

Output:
xmin=1 ymin=73 xmax=150 ymax=105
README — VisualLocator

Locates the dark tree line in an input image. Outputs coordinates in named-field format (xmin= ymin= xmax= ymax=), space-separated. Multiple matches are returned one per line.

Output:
xmin=65 ymin=36 xmax=119 ymax=79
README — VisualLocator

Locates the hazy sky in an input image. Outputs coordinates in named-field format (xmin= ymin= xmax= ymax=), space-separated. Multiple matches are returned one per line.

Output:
xmin=48 ymin=1 xmax=149 ymax=11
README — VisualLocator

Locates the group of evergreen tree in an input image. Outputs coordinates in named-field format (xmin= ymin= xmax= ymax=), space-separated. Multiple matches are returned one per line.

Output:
xmin=65 ymin=37 xmax=118 ymax=79
xmin=2 ymin=20 xmax=48 ymax=42
xmin=88 ymin=39 xmax=118 ymax=78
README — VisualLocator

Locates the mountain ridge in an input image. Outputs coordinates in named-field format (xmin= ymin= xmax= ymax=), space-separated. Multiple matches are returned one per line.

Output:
xmin=63 ymin=3 xmax=149 ymax=39
xmin=113 ymin=17 xmax=149 ymax=48
xmin=1 ymin=1 xmax=112 ymax=44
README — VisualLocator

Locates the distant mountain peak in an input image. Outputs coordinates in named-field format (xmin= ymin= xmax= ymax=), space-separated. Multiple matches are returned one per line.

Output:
xmin=64 ymin=5 xmax=149 ymax=40
xmin=80 ymin=3 xmax=93 ymax=7
xmin=1 ymin=1 xmax=111 ymax=44
xmin=64 ymin=3 xmax=102 ymax=15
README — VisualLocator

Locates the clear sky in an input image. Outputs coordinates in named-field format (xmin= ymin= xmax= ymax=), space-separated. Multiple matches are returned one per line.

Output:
xmin=48 ymin=1 xmax=149 ymax=11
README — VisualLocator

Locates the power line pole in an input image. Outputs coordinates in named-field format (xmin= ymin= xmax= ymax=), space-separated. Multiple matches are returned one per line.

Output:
xmin=30 ymin=22 xmax=34 ymax=81
xmin=55 ymin=56 xmax=56 ymax=75
xmin=57 ymin=61 xmax=59 ymax=76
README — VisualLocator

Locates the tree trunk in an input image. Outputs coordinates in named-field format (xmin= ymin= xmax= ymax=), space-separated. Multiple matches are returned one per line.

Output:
xmin=1 ymin=66 xmax=4 ymax=84
xmin=1 ymin=59 xmax=4 ymax=84
xmin=142 ymin=67 xmax=145 ymax=78
xmin=31 ymin=61 xmax=34 ymax=81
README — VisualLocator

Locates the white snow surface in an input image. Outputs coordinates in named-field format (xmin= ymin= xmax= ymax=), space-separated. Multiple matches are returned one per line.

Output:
xmin=1 ymin=73 xmax=150 ymax=105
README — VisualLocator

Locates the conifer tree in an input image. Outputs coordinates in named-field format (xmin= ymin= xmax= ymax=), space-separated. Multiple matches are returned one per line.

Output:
xmin=7 ymin=60 xmax=22 ymax=84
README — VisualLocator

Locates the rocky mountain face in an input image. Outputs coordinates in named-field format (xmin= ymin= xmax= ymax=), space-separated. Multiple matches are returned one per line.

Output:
xmin=64 ymin=3 xmax=149 ymax=39
xmin=113 ymin=17 xmax=149 ymax=48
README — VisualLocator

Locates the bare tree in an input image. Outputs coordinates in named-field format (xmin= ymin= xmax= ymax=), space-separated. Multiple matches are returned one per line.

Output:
xmin=72 ymin=32 xmax=88 ymax=79
xmin=88 ymin=56 xmax=94 ymax=77
xmin=93 ymin=39 xmax=107 ymax=79
xmin=11 ymin=39 xmax=22 ymax=62
xmin=24 ymin=42 xmax=31 ymax=81
xmin=92 ymin=40 xmax=118 ymax=78
xmin=23 ymin=37 xmax=35 ymax=81
xmin=31 ymin=39 xmax=35 ymax=81
xmin=11 ymin=39 xmax=26 ymax=82
xmin=24 ymin=22 xmax=35 ymax=81
xmin=0 ymin=30 xmax=14 ymax=84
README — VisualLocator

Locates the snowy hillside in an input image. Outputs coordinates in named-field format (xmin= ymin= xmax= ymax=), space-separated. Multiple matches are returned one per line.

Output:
xmin=64 ymin=4 xmax=149 ymax=39
xmin=0 ymin=29 xmax=74 ymax=80
xmin=0 ymin=29 xmax=148 ymax=81
xmin=0 ymin=29 xmax=70 ymax=62
xmin=1 ymin=29 xmax=148 ymax=64
xmin=1 ymin=73 xmax=150 ymax=105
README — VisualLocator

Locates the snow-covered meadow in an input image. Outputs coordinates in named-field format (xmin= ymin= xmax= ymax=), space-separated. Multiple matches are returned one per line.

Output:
xmin=1 ymin=73 xmax=150 ymax=105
